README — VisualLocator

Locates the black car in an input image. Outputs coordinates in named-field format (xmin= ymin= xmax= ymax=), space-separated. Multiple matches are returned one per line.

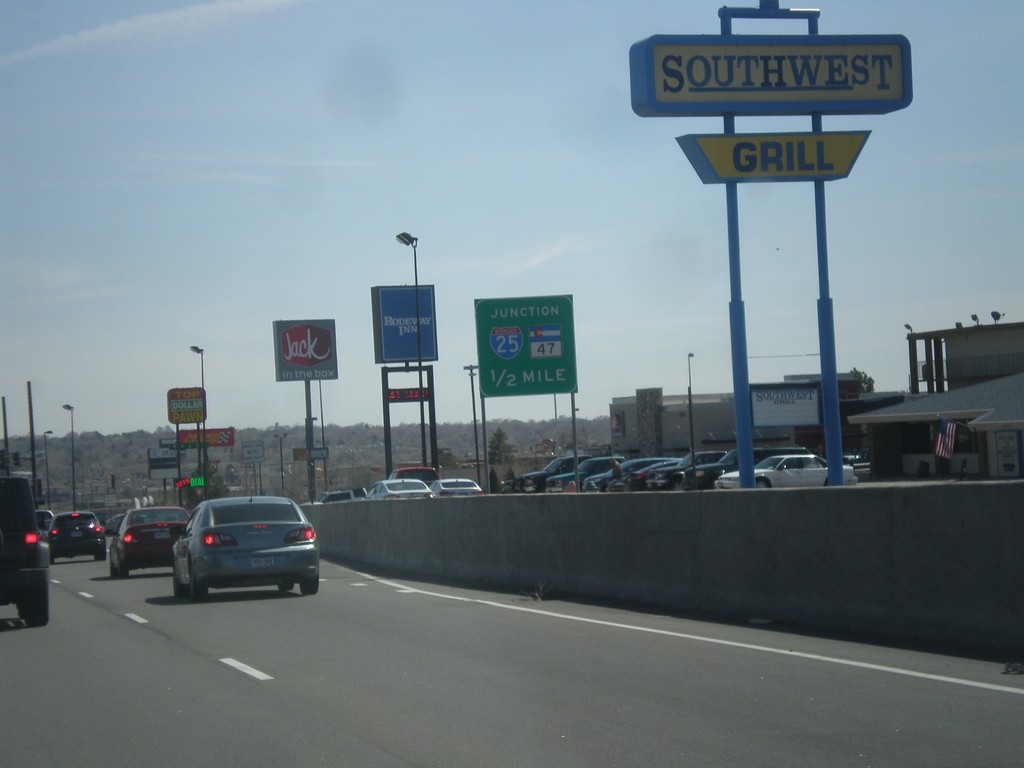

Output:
xmin=1 ymin=477 xmax=50 ymax=626
xmin=516 ymin=455 xmax=592 ymax=493
xmin=49 ymin=511 xmax=107 ymax=561
xmin=684 ymin=446 xmax=814 ymax=490
xmin=645 ymin=451 xmax=728 ymax=491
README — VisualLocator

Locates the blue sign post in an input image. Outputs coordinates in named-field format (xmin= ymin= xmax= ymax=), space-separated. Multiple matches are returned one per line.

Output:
xmin=630 ymin=2 xmax=912 ymax=487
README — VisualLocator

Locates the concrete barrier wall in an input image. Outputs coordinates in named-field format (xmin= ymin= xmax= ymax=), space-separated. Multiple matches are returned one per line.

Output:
xmin=303 ymin=482 xmax=1024 ymax=654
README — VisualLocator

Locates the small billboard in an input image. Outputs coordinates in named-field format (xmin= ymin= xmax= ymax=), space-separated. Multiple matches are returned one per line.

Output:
xmin=273 ymin=319 xmax=339 ymax=382
xmin=751 ymin=385 xmax=821 ymax=427
xmin=371 ymin=286 xmax=438 ymax=365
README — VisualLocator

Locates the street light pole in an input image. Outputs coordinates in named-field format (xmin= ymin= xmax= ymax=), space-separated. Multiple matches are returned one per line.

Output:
xmin=396 ymin=232 xmax=428 ymax=467
xmin=463 ymin=364 xmax=481 ymax=485
xmin=687 ymin=353 xmax=696 ymax=462
xmin=275 ymin=432 xmax=287 ymax=496
xmin=62 ymin=405 xmax=76 ymax=510
xmin=189 ymin=345 xmax=206 ymax=490
xmin=43 ymin=430 xmax=53 ymax=508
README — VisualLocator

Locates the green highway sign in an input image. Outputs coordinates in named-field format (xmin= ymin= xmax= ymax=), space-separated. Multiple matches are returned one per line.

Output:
xmin=475 ymin=295 xmax=577 ymax=398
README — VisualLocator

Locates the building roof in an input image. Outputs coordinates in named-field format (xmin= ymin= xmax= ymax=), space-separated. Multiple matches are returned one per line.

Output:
xmin=848 ymin=373 xmax=1024 ymax=431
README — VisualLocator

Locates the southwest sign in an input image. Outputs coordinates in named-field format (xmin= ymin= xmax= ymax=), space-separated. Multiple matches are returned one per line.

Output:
xmin=475 ymin=295 xmax=577 ymax=398
xmin=630 ymin=34 xmax=912 ymax=117
xmin=677 ymin=131 xmax=870 ymax=183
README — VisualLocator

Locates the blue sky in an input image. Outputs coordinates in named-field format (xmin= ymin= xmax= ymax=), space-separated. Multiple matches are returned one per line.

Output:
xmin=2 ymin=0 xmax=1021 ymax=437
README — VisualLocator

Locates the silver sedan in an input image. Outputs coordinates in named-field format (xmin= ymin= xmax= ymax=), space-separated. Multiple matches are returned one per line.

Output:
xmin=172 ymin=496 xmax=319 ymax=601
xmin=715 ymin=454 xmax=858 ymax=489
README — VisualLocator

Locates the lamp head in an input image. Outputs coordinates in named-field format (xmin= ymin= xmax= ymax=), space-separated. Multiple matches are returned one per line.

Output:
xmin=395 ymin=232 xmax=417 ymax=247
xmin=971 ymin=314 xmax=980 ymax=324
xmin=62 ymin=404 xmax=73 ymax=412
xmin=190 ymin=345 xmax=204 ymax=355
xmin=688 ymin=352 xmax=695 ymax=359
xmin=904 ymin=323 xmax=913 ymax=333
xmin=991 ymin=311 xmax=1003 ymax=323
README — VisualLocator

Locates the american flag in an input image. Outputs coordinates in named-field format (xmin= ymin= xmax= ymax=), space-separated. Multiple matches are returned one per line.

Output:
xmin=934 ymin=418 xmax=957 ymax=460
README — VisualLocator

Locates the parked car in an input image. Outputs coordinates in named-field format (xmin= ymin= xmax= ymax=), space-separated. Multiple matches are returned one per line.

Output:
xmin=684 ymin=446 xmax=814 ymax=490
xmin=515 ymin=455 xmax=592 ymax=493
xmin=1 ymin=476 xmax=49 ymax=627
xmin=585 ymin=457 xmax=674 ymax=492
xmin=314 ymin=488 xmax=366 ymax=503
xmin=387 ymin=467 xmax=440 ymax=484
xmin=108 ymin=506 xmax=190 ymax=578
xmin=49 ymin=511 xmax=106 ymax=561
xmin=645 ymin=452 xmax=727 ymax=491
xmin=429 ymin=478 xmax=484 ymax=496
xmin=172 ymin=496 xmax=319 ymax=600
xmin=546 ymin=456 xmax=624 ymax=493
xmin=715 ymin=454 xmax=858 ymax=489
xmin=365 ymin=479 xmax=435 ymax=500
xmin=605 ymin=457 xmax=677 ymax=492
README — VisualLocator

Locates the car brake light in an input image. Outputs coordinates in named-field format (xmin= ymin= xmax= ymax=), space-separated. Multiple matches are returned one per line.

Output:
xmin=123 ymin=533 xmax=134 ymax=543
xmin=203 ymin=531 xmax=238 ymax=547
xmin=50 ymin=528 xmax=58 ymax=537
xmin=25 ymin=531 xmax=39 ymax=545
xmin=284 ymin=526 xmax=316 ymax=543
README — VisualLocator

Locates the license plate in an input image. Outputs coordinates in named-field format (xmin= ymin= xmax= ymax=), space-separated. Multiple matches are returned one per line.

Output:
xmin=251 ymin=556 xmax=274 ymax=568
xmin=155 ymin=531 xmax=170 ymax=539
xmin=71 ymin=531 xmax=82 ymax=538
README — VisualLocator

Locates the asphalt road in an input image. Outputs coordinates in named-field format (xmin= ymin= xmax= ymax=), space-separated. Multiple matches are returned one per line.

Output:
xmin=2 ymin=553 xmax=1022 ymax=767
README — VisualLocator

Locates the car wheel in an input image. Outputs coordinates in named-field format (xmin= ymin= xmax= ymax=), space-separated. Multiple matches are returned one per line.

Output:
xmin=95 ymin=547 xmax=107 ymax=562
xmin=109 ymin=558 xmax=117 ymax=578
xmin=172 ymin=566 xmax=188 ymax=599
xmin=17 ymin=585 xmax=49 ymax=628
xmin=756 ymin=477 xmax=771 ymax=488
xmin=188 ymin=559 xmax=208 ymax=602
xmin=278 ymin=581 xmax=295 ymax=593
xmin=299 ymin=577 xmax=320 ymax=596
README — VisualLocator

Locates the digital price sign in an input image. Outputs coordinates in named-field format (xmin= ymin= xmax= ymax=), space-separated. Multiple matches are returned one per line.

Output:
xmin=387 ymin=387 xmax=430 ymax=403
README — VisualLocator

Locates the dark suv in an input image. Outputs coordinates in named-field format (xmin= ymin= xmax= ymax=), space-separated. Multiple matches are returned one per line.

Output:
xmin=49 ymin=511 xmax=107 ymax=561
xmin=684 ymin=445 xmax=814 ymax=490
xmin=0 ymin=476 xmax=50 ymax=627
xmin=515 ymin=455 xmax=593 ymax=493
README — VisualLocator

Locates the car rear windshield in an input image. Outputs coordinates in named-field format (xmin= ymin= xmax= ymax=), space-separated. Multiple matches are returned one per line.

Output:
xmin=210 ymin=503 xmax=301 ymax=525
xmin=1 ymin=478 xmax=37 ymax=531
xmin=54 ymin=514 xmax=98 ymax=528
xmin=130 ymin=509 xmax=188 ymax=525
xmin=391 ymin=481 xmax=427 ymax=491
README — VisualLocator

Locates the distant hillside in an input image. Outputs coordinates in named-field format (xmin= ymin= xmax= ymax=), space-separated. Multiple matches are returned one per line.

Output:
xmin=4 ymin=416 xmax=610 ymax=507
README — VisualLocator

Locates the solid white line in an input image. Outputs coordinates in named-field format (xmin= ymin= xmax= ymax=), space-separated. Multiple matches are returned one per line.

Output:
xmin=373 ymin=578 xmax=1024 ymax=698
xmin=220 ymin=658 xmax=273 ymax=681
xmin=124 ymin=613 xmax=148 ymax=624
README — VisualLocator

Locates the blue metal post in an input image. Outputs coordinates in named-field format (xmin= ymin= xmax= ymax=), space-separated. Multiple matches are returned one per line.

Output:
xmin=720 ymin=14 xmax=755 ymax=487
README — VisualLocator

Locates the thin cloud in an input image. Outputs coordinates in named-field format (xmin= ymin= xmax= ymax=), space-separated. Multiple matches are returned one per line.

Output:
xmin=501 ymin=236 xmax=594 ymax=278
xmin=0 ymin=0 xmax=306 ymax=69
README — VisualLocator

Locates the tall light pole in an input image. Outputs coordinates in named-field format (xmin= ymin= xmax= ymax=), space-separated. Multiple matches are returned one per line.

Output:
xmin=43 ymin=430 xmax=53 ymax=508
xmin=396 ymin=232 xmax=428 ymax=466
xmin=62 ymin=404 xmax=77 ymax=510
xmin=464 ymin=364 xmax=481 ymax=484
xmin=189 ymin=345 xmax=207 ymax=489
xmin=687 ymin=353 xmax=696 ymax=462
xmin=275 ymin=432 xmax=288 ymax=496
